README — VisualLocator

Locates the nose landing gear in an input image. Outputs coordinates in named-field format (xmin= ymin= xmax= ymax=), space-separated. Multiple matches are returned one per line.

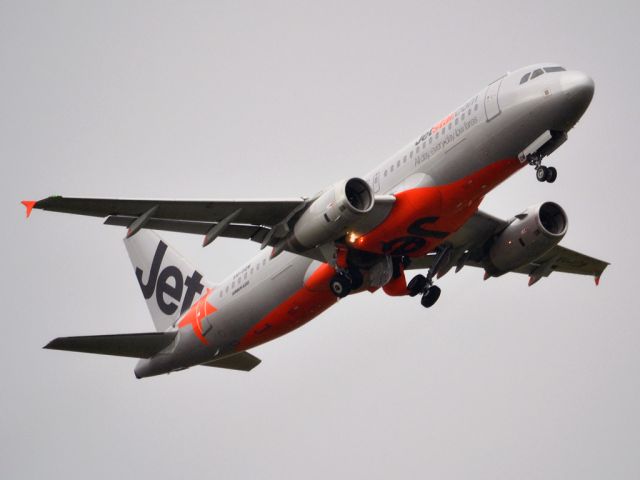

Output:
xmin=529 ymin=153 xmax=557 ymax=183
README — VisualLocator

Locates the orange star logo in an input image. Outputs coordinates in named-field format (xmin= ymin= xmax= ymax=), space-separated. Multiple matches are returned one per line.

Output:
xmin=177 ymin=288 xmax=217 ymax=345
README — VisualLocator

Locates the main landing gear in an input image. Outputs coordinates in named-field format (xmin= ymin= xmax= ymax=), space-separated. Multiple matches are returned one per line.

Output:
xmin=528 ymin=153 xmax=557 ymax=183
xmin=329 ymin=268 xmax=363 ymax=299
xmin=406 ymin=245 xmax=449 ymax=309
xmin=407 ymin=274 xmax=441 ymax=308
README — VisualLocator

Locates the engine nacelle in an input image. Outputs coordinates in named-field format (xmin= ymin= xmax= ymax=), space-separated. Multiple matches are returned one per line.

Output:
xmin=289 ymin=177 xmax=374 ymax=251
xmin=487 ymin=202 xmax=568 ymax=275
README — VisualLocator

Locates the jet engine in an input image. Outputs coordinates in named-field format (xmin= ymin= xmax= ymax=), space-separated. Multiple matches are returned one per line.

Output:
xmin=486 ymin=202 xmax=568 ymax=275
xmin=288 ymin=177 xmax=374 ymax=251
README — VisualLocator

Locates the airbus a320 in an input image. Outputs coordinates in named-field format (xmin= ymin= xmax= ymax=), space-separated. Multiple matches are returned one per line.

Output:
xmin=23 ymin=63 xmax=608 ymax=378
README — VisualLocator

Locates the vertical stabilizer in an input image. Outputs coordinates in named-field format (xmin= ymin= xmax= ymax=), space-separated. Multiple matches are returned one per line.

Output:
xmin=124 ymin=230 xmax=212 ymax=331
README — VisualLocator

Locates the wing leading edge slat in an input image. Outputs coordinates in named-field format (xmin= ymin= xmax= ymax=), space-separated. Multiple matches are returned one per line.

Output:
xmin=34 ymin=196 xmax=305 ymax=227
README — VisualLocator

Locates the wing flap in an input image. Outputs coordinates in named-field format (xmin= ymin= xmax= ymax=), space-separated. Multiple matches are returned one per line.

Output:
xmin=200 ymin=352 xmax=261 ymax=371
xmin=44 ymin=332 xmax=177 ymax=358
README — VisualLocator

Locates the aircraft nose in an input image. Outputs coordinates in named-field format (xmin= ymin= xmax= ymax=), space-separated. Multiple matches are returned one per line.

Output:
xmin=562 ymin=70 xmax=595 ymax=111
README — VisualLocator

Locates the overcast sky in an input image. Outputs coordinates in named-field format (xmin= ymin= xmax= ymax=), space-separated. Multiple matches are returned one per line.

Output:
xmin=2 ymin=1 xmax=639 ymax=479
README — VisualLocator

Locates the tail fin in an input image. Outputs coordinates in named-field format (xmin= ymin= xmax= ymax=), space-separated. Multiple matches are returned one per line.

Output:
xmin=124 ymin=230 xmax=212 ymax=331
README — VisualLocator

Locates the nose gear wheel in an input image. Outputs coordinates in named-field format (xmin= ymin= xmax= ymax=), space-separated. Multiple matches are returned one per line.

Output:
xmin=529 ymin=153 xmax=557 ymax=183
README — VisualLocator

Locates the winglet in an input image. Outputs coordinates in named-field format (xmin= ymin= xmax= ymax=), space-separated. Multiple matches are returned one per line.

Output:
xmin=21 ymin=200 xmax=36 ymax=218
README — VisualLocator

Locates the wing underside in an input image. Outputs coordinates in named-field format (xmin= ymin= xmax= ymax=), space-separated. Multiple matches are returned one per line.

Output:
xmin=407 ymin=210 xmax=608 ymax=284
xmin=28 ymin=195 xmax=395 ymax=257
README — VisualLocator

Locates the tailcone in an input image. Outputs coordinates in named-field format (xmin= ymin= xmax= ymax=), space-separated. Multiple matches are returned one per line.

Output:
xmin=134 ymin=357 xmax=182 ymax=379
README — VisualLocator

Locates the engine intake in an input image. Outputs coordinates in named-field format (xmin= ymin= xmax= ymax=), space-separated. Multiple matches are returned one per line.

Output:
xmin=487 ymin=201 xmax=568 ymax=275
xmin=289 ymin=177 xmax=375 ymax=251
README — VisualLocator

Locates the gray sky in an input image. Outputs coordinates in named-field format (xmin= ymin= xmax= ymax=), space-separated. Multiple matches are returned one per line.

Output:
xmin=2 ymin=1 xmax=639 ymax=478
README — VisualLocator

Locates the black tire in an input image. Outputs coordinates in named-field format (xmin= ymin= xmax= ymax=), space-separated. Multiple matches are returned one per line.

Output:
xmin=546 ymin=166 xmax=557 ymax=183
xmin=407 ymin=274 xmax=427 ymax=297
xmin=420 ymin=285 xmax=441 ymax=308
xmin=536 ymin=166 xmax=548 ymax=182
xmin=329 ymin=274 xmax=352 ymax=298
xmin=348 ymin=268 xmax=364 ymax=291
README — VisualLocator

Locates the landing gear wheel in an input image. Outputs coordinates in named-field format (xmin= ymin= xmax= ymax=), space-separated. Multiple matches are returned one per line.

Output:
xmin=420 ymin=285 xmax=441 ymax=308
xmin=536 ymin=166 xmax=548 ymax=182
xmin=329 ymin=273 xmax=352 ymax=298
xmin=348 ymin=268 xmax=364 ymax=291
xmin=407 ymin=274 xmax=427 ymax=297
xmin=545 ymin=166 xmax=557 ymax=183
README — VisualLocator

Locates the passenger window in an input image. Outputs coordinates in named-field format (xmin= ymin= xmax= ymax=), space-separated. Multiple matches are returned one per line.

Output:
xmin=429 ymin=137 xmax=432 ymax=144
xmin=410 ymin=151 xmax=413 ymax=158
xmin=384 ymin=170 xmax=387 ymax=177
xmin=531 ymin=69 xmax=544 ymax=79
xmin=396 ymin=159 xmax=400 ymax=167
xmin=544 ymin=66 xmax=566 ymax=73
xmin=474 ymin=104 xmax=478 ymax=110
xmin=520 ymin=72 xmax=531 ymax=84
xmin=403 ymin=156 xmax=407 ymax=163
xmin=390 ymin=164 xmax=394 ymax=172
xmin=455 ymin=117 xmax=459 ymax=125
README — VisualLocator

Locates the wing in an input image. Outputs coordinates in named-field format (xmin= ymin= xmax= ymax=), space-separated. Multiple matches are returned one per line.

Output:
xmin=27 ymin=194 xmax=395 ymax=257
xmin=407 ymin=210 xmax=608 ymax=285
xmin=30 ymin=195 xmax=305 ymax=244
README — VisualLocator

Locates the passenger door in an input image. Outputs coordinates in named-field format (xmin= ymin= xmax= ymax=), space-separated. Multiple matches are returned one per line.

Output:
xmin=484 ymin=76 xmax=504 ymax=122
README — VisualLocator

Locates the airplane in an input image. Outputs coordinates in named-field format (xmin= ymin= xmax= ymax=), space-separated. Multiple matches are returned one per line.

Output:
xmin=22 ymin=63 xmax=608 ymax=378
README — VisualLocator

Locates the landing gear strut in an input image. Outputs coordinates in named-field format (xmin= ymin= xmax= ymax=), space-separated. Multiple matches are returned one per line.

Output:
xmin=529 ymin=153 xmax=557 ymax=183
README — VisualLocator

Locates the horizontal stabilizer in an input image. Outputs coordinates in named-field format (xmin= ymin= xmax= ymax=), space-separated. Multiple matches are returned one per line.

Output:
xmin=200 ymin=351 xmax=261 ymax=372
xmin=44 ymin=332 xmax=177 ymax=358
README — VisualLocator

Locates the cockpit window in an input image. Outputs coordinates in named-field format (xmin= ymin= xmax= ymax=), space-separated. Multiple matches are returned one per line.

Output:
xmin=531 ymin=69 xmax=544 ymax=79
xmin=544 ymin=66 xmax=566 ymax=73
xmin=520 ymin=72 xmax=531 ymax=84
